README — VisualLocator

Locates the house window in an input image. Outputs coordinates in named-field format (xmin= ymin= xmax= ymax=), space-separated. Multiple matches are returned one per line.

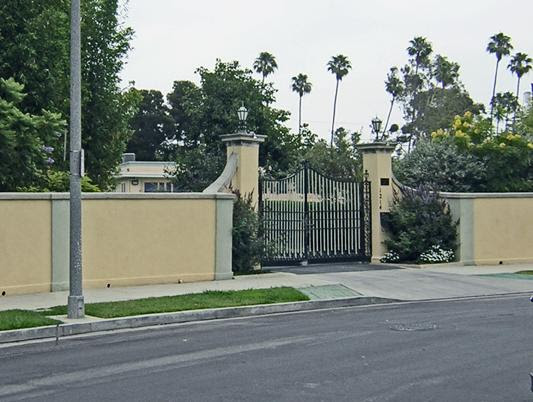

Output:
xmin=120 ymin=183 xmax=126 ymax=192
xmin=144 ymin=182 xmax=173 ymax=193
xmin=144 ymin=182 xmax=158 ymax=192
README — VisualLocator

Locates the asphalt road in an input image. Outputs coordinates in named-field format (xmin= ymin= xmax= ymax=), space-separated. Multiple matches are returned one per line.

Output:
xmin=1 ymin=295 xmax=532 ymax=402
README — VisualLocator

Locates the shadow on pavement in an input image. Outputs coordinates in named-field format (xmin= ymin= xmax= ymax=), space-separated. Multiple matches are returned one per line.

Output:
xmin=266 ymin=262 xmax=402 ymax=275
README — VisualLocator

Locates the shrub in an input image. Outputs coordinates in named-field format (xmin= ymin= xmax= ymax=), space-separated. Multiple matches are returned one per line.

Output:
xmin=419 ymin=245 xmax=455 ymax=264
xmin=383 ymin=186 xmax=458 ymax=263
xmin=395 ymin=111 xmax=533 ymax=192
xmin=232 ymin=191 xmax=264 ymax=274
xmin=380 ymin=251 xmax=400 ymax=263
xmin=394 ymin=138 xmax=486 ymax=192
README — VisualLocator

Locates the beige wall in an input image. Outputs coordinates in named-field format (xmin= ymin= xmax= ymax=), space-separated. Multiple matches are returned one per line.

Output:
xmin=83 ymin=198 xmax=216 ymax=287
xmin=442 ymin=193 xmax=533 ymax=265
xmin=0 ymin=199 xmax=52 ymax=294
xmin=0 ymin=193 xmax=234 ymax=296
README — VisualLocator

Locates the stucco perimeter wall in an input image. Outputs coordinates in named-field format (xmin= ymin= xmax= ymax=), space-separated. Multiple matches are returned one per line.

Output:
xmin=0 ymin=198 xmax=53 ymax=294
xmin=442 ymin=192 xmax=533 ymax=265
xmin=0 ymin=193 xmax=234 ymax=295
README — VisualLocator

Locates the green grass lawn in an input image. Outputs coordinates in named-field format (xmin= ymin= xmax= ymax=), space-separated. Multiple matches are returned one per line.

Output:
xmin=515 ymin=271 xmax=533 ymax=275
xmin=0 ymin=310 xmax=61 ymax=332
xmin=40 ymin=287 xmax=309 ymax=319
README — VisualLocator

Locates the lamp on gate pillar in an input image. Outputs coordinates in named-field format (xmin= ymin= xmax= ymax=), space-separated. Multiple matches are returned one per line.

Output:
xmin=371 ymin=116 xmax=382 ymax=142
xmin=237 ymin=103 xmax=248 ymax=133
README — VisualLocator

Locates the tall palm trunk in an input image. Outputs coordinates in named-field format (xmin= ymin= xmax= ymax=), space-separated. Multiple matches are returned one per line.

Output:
xmin=383 ymin=98 xmax=395 ymax=136
xmin=513 ymin=77 xmax=522 ymax=128
xmin=298 ymin=94 xmax=303 ymax=134
xmin=407 ymin=62 xmax=421 ymax=152
xmin=330 ymin=79 xmax=339 ymax=145
xmin=490 ymin=59 xmax=500 ymax=119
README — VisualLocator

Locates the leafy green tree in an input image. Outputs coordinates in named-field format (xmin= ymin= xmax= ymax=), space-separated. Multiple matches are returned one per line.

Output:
xmin=0 ymin=0 xmax=137 ymax=189
xmin=327 ymin=54 xmax=352 ymax=145
xmin=304 ymin=127 xmax=361 ymax=180
xmin=407 ymin=87 xmax=484 ymax=138
xmin=0 ymin=0 xmax=69 ymax=116
xmin=392 ymin=38 xmax=484 ymax=145
xmin=384 ymin=67 xmax=404 ymax=134
xmin=253 ymin=52 xmax=278 ymax=85
xmin=491 ymin=92 xmax=519 ymax=133
xmin=166 ymin=60 xmax=302 ymax=190
xmin=508 ymin=52 xmax=532 ymax=98
xmin=431 ymin=112 xmax=533 ymax=191
xmin=486 ymin=33 xmax=513 ymax=117
xmin=80 ymin=0 xmax=138 ymax=188
xmin=126 ymin=89 xmax=174 ymax=161
xmin=518 ymin=104 xmax=533 ymax=138
xmin=166 ymin=80 xmax=203 ymax=151
xmin=291 ymin=74 xmax=312 ymax=134
xmin=0 ymin=78 xmax=65 ymax=191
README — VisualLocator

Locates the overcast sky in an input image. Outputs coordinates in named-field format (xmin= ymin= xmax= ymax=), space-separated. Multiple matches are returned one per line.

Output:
xmin=121 ymin=0 xmax=533 ymax=142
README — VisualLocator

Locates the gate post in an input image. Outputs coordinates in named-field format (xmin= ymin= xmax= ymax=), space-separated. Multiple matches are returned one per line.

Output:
xmin=356 ymin=142 xmax=396 ymax=264
xmin=220 ymin=133 xmax=266 ymax=209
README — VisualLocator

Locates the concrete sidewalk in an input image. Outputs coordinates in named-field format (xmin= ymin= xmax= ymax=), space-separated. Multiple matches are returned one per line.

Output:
xmin=1 ymin=263 xmax=533 ymax=312
xmin=0 ymin=273 xmax=334 ymax=311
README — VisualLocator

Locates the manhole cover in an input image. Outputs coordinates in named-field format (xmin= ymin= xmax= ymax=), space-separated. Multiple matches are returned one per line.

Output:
xmin=389 ymin=322 xmax=438 ymax=332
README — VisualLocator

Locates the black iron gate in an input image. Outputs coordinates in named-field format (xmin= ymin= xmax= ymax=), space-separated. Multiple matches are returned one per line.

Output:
xmin=259 ymin=163 xmax=371 ymax=265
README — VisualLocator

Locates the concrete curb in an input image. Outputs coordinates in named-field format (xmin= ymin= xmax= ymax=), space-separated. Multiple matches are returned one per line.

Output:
xmin=0 ymin=297 xmax=396 ymax=344
xmin=397 ymin=262 xmax=465 ymax=269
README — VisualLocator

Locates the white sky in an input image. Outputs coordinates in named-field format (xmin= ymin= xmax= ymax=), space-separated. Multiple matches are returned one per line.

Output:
xmin=121 ymin=0 xmax=533 ymax=142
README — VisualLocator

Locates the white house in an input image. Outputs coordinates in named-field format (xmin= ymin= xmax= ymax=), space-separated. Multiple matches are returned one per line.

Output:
xmin=114 ymin=153 xmax=177 ymax=193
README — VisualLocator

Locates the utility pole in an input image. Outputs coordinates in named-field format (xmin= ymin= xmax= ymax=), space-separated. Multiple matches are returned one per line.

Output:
xmin=68 ymin=0 xmax=84 ymax=319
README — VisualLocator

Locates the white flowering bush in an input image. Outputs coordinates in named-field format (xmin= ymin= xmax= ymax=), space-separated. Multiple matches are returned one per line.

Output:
xmin=380 ymin=251 xmax=400 ymax=263
xmin=419 ymin=245 xmax=454 ymax=264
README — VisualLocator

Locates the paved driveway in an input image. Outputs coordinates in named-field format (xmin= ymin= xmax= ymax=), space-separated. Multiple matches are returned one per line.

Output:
xmin=271 ymin=262 xmax=533 ymax=300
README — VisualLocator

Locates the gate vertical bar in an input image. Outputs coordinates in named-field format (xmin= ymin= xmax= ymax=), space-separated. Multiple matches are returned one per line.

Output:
xmin=303 ymin=162 xmax=309 ymax=261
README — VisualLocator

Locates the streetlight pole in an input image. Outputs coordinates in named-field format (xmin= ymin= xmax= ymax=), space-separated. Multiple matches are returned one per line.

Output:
xmin=68 ymin=0 xmax=85 ymax=319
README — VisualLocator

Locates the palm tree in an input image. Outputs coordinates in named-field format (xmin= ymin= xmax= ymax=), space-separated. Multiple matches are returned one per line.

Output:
xmin=432 ymin=55 xmax=460 ymax=89
xmin=407 ymin=36 xmax=432 ymax=76
xmin=508 ymin=52 xmax=532 ymax=98
xmin=383 ymin=67 xmax=404 ymax=136
xmin=291 ymin=74 xmax=312 ymax=134
xmin=327 ymin=54 xmax=352 ymax=145
xmin=253 ymin=52 xmax=278 ymax=85
xmin=487 ymin=33 xmax=513 ymax=118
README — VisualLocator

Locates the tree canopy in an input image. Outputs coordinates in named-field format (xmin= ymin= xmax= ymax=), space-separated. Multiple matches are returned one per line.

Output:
xmin=0 ymin=78 xmax=65 ymax=191
xmin=0 ymin=0 xmax=137 ymax=190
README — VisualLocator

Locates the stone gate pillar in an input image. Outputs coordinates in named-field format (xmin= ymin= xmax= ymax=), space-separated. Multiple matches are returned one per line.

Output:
xmin=356 ymin=142 xmax=396 ymax=264
xmin=220 ymin=133 xmax=266 ymax=209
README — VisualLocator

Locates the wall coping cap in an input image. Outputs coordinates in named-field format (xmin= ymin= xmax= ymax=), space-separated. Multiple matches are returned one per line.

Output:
xmin=221 ymin=133 xmax=266 ymax=145
xmin=0 ymin=192 xmax=236 ymax=201
xmin=356 ymin=142 xmax=397 ymax=153
xmin=440 ymin=192 xmax=533 ymax=199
